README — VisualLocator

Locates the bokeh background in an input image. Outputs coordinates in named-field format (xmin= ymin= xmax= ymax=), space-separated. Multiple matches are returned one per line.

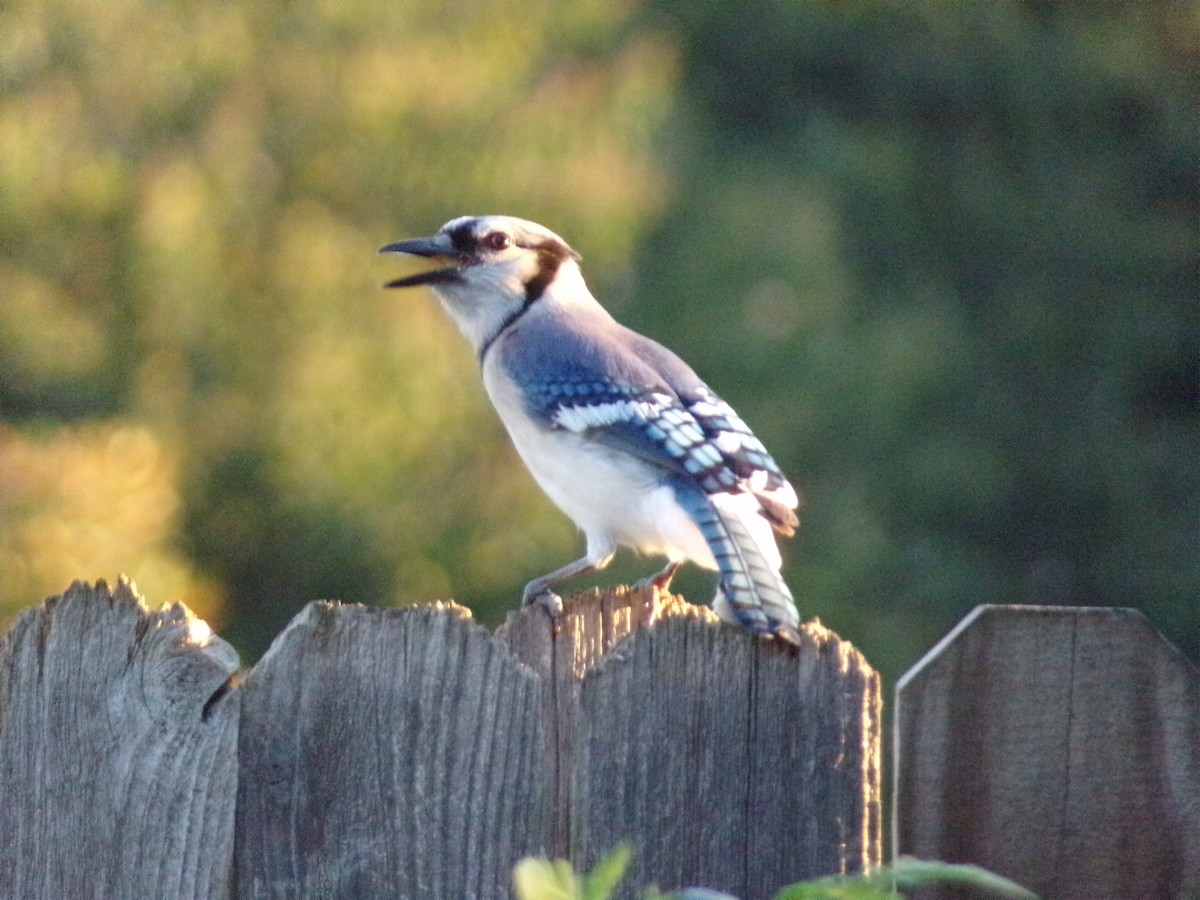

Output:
xmin=1 ymin=0 xmax=1195 ymax=691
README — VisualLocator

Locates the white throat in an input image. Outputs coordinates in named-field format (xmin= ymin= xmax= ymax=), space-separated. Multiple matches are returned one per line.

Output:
xmin=431 ymin=258 xmax=595 ymax=354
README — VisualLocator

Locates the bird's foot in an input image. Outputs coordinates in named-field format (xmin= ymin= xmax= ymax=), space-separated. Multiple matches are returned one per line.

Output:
xmin=634 ymin=560 xmax=682 ymax=595
xmin=773 ymin=622 xmax=803 ymax=648
xmin=522 ymin=584 xmax=564 ymax=619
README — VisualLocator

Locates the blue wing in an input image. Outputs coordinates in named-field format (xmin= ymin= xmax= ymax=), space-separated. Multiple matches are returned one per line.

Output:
xmin=507 ymin=320 xmax=797 ymax=523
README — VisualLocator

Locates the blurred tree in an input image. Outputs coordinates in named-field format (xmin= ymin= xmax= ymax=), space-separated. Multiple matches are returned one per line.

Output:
xmin=0 ymin=0 xmax=676 ymax=653
xmin=0 ymin=423 xmax=220 ymax=622
xmin=634 ymin=0 xmax=1198 ymax=678
xmin=1 ymin=0 xmax=1194 ymax=687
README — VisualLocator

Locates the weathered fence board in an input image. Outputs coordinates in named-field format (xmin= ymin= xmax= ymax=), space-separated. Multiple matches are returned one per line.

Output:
xmin=235 ymin=600 xmax=544 ymax=899
xmin=573 ymin=613 xmax=881 ymax=899
xmin=0 ymin=579 xmax=240 ymax=900
xmin=0 ymin=580 xmax=880 ymax=900
xmin=895 ymin=605 xmax=1200 ymax=900
xmin=500 ymin=588 xmax=882 ymax=899
xmin=495 ymin=585 xmax=682 ymax=862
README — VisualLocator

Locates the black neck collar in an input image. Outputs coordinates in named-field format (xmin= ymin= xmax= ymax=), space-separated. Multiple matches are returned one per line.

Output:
xmin=479 ymin=295 xmax=538 ymax=362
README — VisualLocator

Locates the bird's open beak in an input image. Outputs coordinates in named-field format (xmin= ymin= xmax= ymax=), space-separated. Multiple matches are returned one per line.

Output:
xmin=379 ymin=234 xmax=463 ymax=288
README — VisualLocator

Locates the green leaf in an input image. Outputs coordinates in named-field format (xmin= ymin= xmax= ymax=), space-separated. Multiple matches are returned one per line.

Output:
xmin=582 ymin=844 xmax=633 ymax=900
xmin=513 ymin=857 xmax=583 ymax=900
xmin=774 ymin=856 xmax=1037 ymax=900
xmin=889 ymin=857 xmax=1036 ymax=897
xmin=774 ymin=880 xmax=895 ymax=900
xmin=513 ymin=846 xmax=634 ymax=900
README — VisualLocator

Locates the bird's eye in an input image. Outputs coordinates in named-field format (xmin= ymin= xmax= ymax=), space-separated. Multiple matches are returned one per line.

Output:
xmin=483 ymin=231 xmax=511 ymax=251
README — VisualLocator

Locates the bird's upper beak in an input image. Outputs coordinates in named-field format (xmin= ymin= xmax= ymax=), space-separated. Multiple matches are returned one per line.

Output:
xmin=379 ymin=233 xmax=463 ymax=288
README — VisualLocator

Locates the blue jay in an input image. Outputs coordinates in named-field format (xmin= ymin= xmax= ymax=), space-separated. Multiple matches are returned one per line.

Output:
xmin=381 ymin=215 xmax=801 ymax=644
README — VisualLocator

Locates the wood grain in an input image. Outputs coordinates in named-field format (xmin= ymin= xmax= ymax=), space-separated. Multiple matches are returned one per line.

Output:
xmin=234 ymin=600 xmax=544 ymax=900
xmin=495 ymin=583 xmax=712 ymax=862
xmin=0 ymin=578 xmax=239 ymax=900
xmin=500 ymin=585 xmax=882 ymax=900
xmin=895 ymin=605 xmax=1200 ymax=900
xmin=1 ymin=581 xmax=881 ymax=900
xmin=574 ymin=611 xmax=880 ymax=899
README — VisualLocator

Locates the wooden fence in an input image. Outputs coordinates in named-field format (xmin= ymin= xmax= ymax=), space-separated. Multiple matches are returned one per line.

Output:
xmin=0 ymin=580 xmax=1195 ymax=899
xmin=0 ymin=579 xmax=879 ymax=900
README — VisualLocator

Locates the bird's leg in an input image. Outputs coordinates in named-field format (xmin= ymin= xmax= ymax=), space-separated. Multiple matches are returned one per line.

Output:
xmin=635 ymin=559 xmax=682 ymax=594
xmin=522 ymin=551 xmax=614 ymax=617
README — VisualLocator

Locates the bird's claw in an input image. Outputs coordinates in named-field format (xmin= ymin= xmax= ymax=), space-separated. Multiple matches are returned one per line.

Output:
xmin=634 ymin=560 xmax=682 ymax=594
xmin=523 ymin=587 xmax=564 ymax=619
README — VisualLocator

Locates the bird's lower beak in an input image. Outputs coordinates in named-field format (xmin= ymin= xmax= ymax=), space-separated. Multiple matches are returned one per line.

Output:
xmin=379 ymin=234 xmax=463 ymax=288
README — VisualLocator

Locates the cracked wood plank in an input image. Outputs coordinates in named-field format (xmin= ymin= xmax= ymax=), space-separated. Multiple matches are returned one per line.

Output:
xmin=500 ymin=586 xmax=881 ymax=900
xmin=234 ymin=601 xmax=544 ymax=900
xmin=0 ymin=579 xmax=240 ymax=900
xmin=495 ymin=584 xmax=711 ymax=863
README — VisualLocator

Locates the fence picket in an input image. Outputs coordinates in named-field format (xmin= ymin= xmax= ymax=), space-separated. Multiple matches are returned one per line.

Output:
xmin=895 ymin=604 xmax=1200 ymax=900
xmin=0 ymin=579 xmax=239 ymax=900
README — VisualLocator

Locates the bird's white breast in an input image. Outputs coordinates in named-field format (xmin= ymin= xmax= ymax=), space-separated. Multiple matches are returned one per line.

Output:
xmin=481 ymin=353 xmax=715 ymax=567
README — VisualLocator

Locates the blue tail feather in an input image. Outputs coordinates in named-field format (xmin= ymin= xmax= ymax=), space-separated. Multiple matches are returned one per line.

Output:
xmin=672 ymin=481 xmax=800 ymax=644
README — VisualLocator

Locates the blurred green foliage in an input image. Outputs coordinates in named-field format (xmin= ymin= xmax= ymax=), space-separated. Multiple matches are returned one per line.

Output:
xmin=1 ymin=0 xmax=1195 ymax=687
xmin=633 ymin=0 xmax=1198 ymax=678
xmin=0 ymin=0 xmax=675 ymax=651
xmin=514 ymin=844 xmax=633 ymax=900
xmin=511 ymin=845 xmax=1035 ymax=899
